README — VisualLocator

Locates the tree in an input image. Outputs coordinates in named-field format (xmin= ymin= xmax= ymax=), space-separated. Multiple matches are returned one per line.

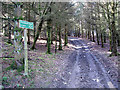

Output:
xmin=46 ymin=7 xmax=52 ymax=54
xmin=64 ymin=24 xmax=68 ymax=46
xmin=31 ymin=2 xmax=52 ymax=49
xmin=110 ymin=1 xmax=117 ymax=56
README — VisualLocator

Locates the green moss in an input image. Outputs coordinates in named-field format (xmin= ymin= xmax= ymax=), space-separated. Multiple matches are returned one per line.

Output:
xmin=41 ymin=53 xmax=46 ymax=55
xmin=14 ymin=16 xmax=24 ymax=21
xmin=6 ymin=61 xmax=24 ymax=72
xmin=14 ymin=27 xmax=23 ymax=31
xmin=17 ymin=65 xmax=24 ymax=72
xmin=2 ymin=77 xmax=7 ymax=81
xmin=6 ymin=61 xmax=17 ymax=71
xmin=2 ymin=77 xmax=10 ymax=86
xmin=19 ymin=16 xmax=24 ymax=20
xmin=38 ymin=57 xmax=44 ymax=60
xmin=3 ymin=57 xmax=14 ymax=60
xmin=5 ymin=42 xmax=13 ymax=46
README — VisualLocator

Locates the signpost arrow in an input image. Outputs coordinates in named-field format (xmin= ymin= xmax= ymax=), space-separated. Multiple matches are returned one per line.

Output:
xmin=19 ymin=20 xmax=34 ymax=76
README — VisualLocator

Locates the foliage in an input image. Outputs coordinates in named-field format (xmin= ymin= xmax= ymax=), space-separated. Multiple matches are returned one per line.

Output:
xmin=6 ymin=60 xmax=24 ymax=72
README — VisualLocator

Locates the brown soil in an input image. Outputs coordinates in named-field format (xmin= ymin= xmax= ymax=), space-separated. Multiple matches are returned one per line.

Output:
xmin=2 ymin=36 xmax=74 ymax=88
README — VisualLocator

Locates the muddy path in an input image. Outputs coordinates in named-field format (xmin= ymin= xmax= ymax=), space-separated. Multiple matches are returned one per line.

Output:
xmin=51 ymin=37 xmax=117 ymax=88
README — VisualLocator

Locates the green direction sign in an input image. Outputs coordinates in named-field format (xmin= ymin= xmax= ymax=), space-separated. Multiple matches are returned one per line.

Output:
xmin=19 ymin=20 xmax=34 ymax=29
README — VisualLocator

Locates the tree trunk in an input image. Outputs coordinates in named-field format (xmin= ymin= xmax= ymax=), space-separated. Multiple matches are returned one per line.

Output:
xmin=31 ymin=18 xmax=44 ymax=49
xmin=78 ymin=27 xmax=80 ymax=37
xmin=27 ymin=3 xmax=30 ymax=45
xmin=101 ymin=31 xmax=104 ymax=48
xmin=8 ymin=22 xmax=11 ymax=44
xmin=111 ymin=2 xmax=117 ymax=56
xmin=32 ymin=2 xmax=36 ymax=39
xmin=58 ymin=25 xmax=62 ymax=50
xmin=95 ymin=4 xmax=99 ymax=45
xmin=90 ymin=26 xmax=92 ymax=41
xmin=100 ymin=21 xmax=104 ymax=48
xmin=111 ymin=21 xmax=117 ymax=56
xmin=85 ymin=30 xmax=87 ymax=38
xmin=46 ymin=18 xmax=51 ymax=54
xmin=4 ymin=22 xmax=8 ymax=36
xmin=88 ymin=29 xmax=90 ymax=39
xmin=92 ymin=25 xmax=95 ymax=42
xmin=103 ymin=31 xmax=106 ymax=43
xmin=81 ymin=21 xmax=84 ymax=38
xmin=64 ymin=24 xmax=68 ymax=46
xmin=117 ymin=33 xmax=120 ymax=46
xmin=107 ymin=3 xmax=112 ymax=51
xmin=51 ymin=29 xmax=53 ymax=44
xmin=109 ymin=31 xmax=112 ymax=51
xmin=34 ymin=21 xmax=36 ymax=39
xmin=96 ymin=26 xmax=99 ymax=45
xmin=55 ymin=25 xmax=58 ymax=53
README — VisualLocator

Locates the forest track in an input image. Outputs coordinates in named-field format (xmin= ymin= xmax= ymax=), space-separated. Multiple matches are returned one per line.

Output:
xmin=52 ymin=37 xmax=117 ymax=88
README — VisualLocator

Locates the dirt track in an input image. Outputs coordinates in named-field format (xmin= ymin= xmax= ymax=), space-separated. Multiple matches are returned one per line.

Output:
xmin=51 ymin=37 xmax=118 ymax=88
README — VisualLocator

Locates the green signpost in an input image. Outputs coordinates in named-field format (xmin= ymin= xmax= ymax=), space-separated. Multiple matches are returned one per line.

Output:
xmin=19 ymin=20 xmax=34 ymax=29
xmin=19 ymin=20 xmax=34 ymax=76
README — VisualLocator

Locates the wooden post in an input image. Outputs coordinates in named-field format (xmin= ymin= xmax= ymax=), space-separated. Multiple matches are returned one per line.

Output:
xmin=24 ymin=28 xmax=28 ymax=76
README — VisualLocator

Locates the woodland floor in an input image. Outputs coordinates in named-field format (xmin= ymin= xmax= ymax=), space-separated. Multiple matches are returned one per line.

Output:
xmin=1 ymin=35 xmax=120 ymax=88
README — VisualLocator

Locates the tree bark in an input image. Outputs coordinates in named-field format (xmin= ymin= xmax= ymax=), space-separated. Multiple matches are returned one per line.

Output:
xmin=46 ymin=18 xmax=52 ymax=54
xmin=111 ymin=2 xmax=117 ymax=56
xmin=92 ymin=25 xmax=95 ymax=42
xmin=51 ymin=29 xmax=53 ymax=44
xmin=78 ymin=27 xmax=80 ymax=37
xmin=55 ymin=25 xmax=58 ymax=53
xmin=64 ymin=24 xmax=68 ymax=46
xmin=103 ymin=31 xmax=106 ymax=43
xmin=58 ymin=25 xmax=62 ymax=50
xmin=27 ymin=3 xmax=31 ymax=45
xmin=81 ymin=21 xmax=84 ymax=38
xmin=101 ymin=31 xmax=104 ymax=48
xmin=106 ymin=3 xmax=112 ymax=51
xmin=8 ymin=22 xmax=11 ymax=44
xmin=96 ymin=25 xmax=99 ymax=45
xmin=116 ymin=33 xmax=120 ymax=46
xmin=31 ymin=18 xmax=44 ymax=49
xmin=90 ymin=26 xmax=92 ymax=41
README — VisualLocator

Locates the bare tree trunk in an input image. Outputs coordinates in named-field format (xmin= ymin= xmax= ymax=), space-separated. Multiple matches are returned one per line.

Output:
xmin=88 ymin=29 xmax=90 ymax=39
xmin=34 ymin=18 xmax=36 ymax=39
xmin=95 ymin=4 xmax=100 ymax=45
xmin=81 ymin=21 xmax=84 ymax=38
xmin=27 ymin=3 xmax=30 ymax=45
xmin=8 ymin=22 xmax=11 ymax=44
xmin=106 ymin=3 xmax=112 ymax=51
xmin=90 ymin=26 xmax=92 ymax=41
xmin=55 ymin=24 xmax=58 ymax=53
xmin=58 ymin=25 xmax=62 ymax=50
xmin=85 ymin=30 xmax=87 ymax=38
xmin=51 ymin=29 xmax=53 ymax=44
xmin=47 ymin=18 xmax=52 ymax=54
xmin=92 ymin=25 xmax=95 ymax=42
xmin=64 ymin=24 xmax=68 ymax=46
xmin=111 ymin=1 xmax=117 ymax=56
xmin=101 ymin=31 xmax=104 ymax=48
xmin=116 ymin=32 xmax=120 ymax=46
xmin=31 ymin=18 xmax=44 ymax=49
xmin=96 ymin=26 xmax=99 ymax=45
xmin=103 ymin=30 xmax=106 ymax=43
xmin=78 ymin=27 xmax=80 ymax=37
